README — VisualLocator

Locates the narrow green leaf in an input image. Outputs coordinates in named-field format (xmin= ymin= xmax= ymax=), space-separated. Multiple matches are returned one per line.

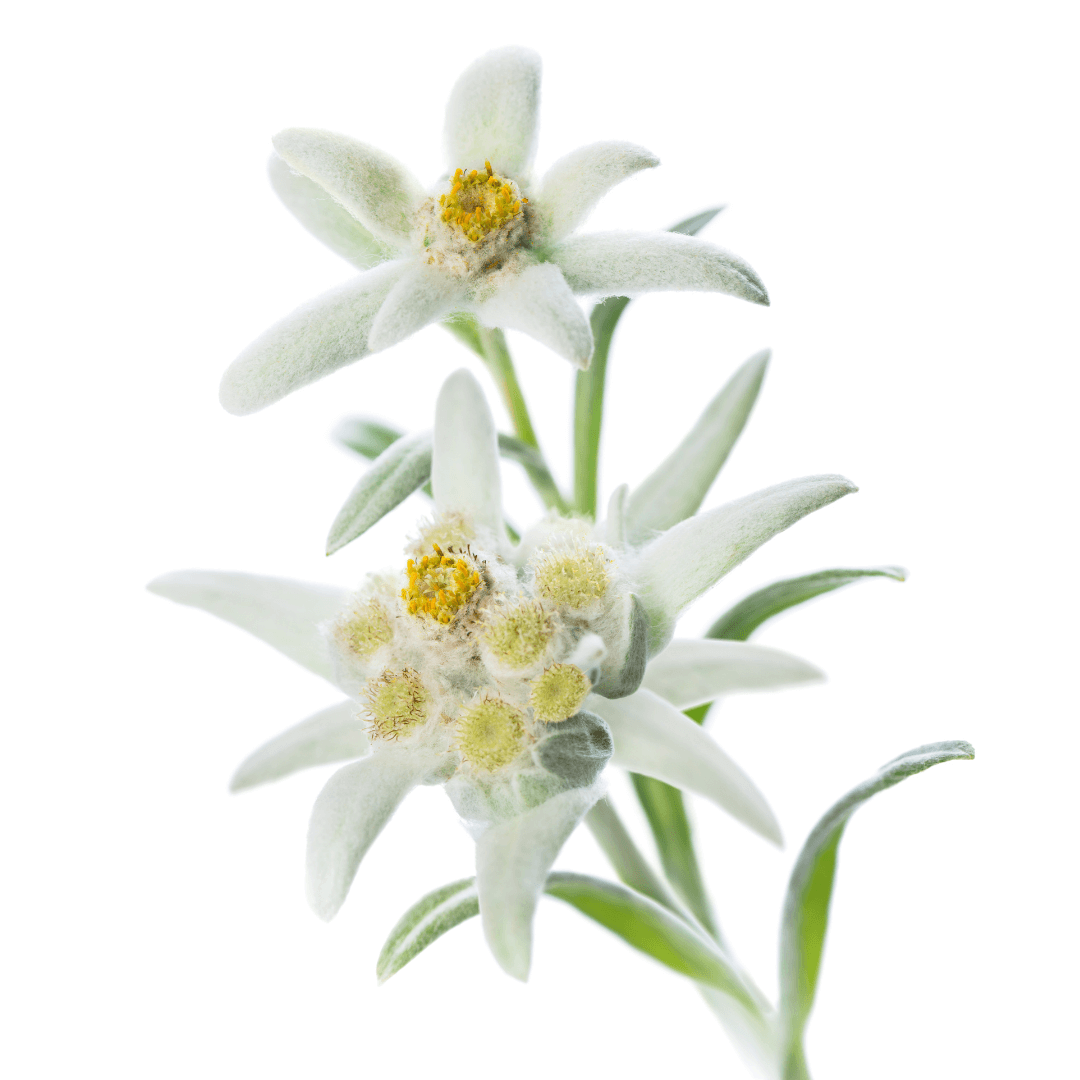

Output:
xmin=573 ymin=207 xmax=724 ymax=518
xmin=707 ymin=567 xmax=907 ymax=642
xmin=630 ymin=774 xmax=720 ymax=940
xmin=376 ymin=878 xmax=479 ymax=983
xmin=442 ymin=313 xmax=486 ymax=359
xmin=326 ymin=431 xmax=432 ymax=554
xmin=332 ymin=417 xmax=404 ymax=460
xmin=377 ymin=870 xmax=759 ymax=1011
xmin=779 ymin=740 xmax=975 ymax=1079
xmin=545 ymin=872 xmax=757 ymax=1008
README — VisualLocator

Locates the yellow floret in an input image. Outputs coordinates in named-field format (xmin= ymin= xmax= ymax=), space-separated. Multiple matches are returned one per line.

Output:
xmin=529 ymin=664 xmax=591 ymax=724
xmin=455 ymin=698 xmax=529 ymax=773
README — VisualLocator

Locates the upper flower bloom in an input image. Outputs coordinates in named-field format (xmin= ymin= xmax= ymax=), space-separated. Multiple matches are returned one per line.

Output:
xmin=151 ymin=369 xmax=853 ymax=981
xmin=219 ymin=47 xmax=769 ymax=415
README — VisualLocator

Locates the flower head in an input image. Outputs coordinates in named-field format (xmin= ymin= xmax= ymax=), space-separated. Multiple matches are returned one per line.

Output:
xmin=220 ymin=47 xmax=769 ymax=415
xmin=151 ymin=364 xmax=848 ymax=980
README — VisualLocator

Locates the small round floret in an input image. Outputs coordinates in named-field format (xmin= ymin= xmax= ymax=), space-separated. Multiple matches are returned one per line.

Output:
xmin=482 ymin=601 xmax=554 ymax=670
xmin=455 ymin=698 xmax=528 ymax=773
xmin=533 ymin=545 xmax=610 ymax=609
xmin=364 ymin=669 xmax=432 ymax=741
xmin=529 ymin=664 xmax=591 ymax=724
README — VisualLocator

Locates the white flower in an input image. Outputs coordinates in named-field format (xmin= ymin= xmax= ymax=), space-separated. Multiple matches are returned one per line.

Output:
xmin=151 ymin=370 xmax=852 ymax=980
xmin=219 ymin=47 xmax=769 ymax=416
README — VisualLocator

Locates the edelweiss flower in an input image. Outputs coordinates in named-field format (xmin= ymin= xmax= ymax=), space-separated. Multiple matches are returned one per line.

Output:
xmin=151 ymin=370 xmax=853 ymax=979
xmin=219 ymin=47 xmax=769 ymax=415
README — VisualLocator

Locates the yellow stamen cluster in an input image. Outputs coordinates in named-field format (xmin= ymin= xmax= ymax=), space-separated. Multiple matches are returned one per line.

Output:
xmin=482 ymin=601 xmax=553 ymax=670
xmin=334 ymin=599 xmax=393 ymax=658
xmin=364 ymin=668 xmax=432 ymax=741
xmin=533 ymin=545 xmax=611 ymax=609
xmin=439 ymin=161 xmax=526 ymax=243
xmin=455 ymin=698 xmax=528 ymax=772
xmin=401 ymin=543 xmax=482 ymax=624
xmin=529 ymin=664 xmax=591 ymax=724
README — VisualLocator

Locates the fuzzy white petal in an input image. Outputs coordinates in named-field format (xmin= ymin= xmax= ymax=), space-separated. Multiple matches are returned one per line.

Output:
xmin=306 ymin=747 xmax=444 ymax=921
xmin=231 ymin=701 xmax=370 ymax=791
xmin=474 ymin=263 xmax=592 ymax=368
xmin=367 ymin=263 xmax=465 ymax=353
xmin=148 ymin=571 xmax=345 ymax=684
xmin=272 ymin=128 xmax=425 ymax=249
xmin=549 ymin=232 xmax=769 ymax=305
xmin=603 ymin=483 xmax=629 ymax=547
xmin=626 ymin=351 xmax=769 ymax=544
xmin=475 ymin=785 xmax=600 ymax=980
xmin=535 ymin=141 xmax=660 ymax=244
xmin=219 ymin=261 xmax=406 ymax=415
xmin=589 ymin=690 xmax=781 ymax=845
xmin=635 ymin=476 xmax=858 ymax=653
xmin=267 ymin=153 xmax=387 ymax=270
xmin=432 ymin=369 xmax=502 ymax=536
xmin=443 ymin=46 xmax=541 ymax=178
xmin=641 ymin=639 xmax=823 ymax=709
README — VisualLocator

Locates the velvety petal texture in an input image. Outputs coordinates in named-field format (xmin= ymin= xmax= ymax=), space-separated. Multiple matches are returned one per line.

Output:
xmin=635 ymin=475 xmax=858 ymax=652
xmin=267 ymin=153 xmax=386 ymax=270
xmin=368 ymin=263 xmax=464 ymax=352
xmin=148 ymin=571 xmax=346 ymax=683
xmin=534 ymin=141 xmax=660 ymax=244
xmin=625 ymin=350 xmax=769 ymax=543
xmin=307 ymin=746 xmax=445 ymax=921
xmin=231 ymin=700 xmax=370 ymax=791
xmin=273 ymin=129 xmax=426 ymax=249
xmin=219 ymin=262 xmax=405 ymax=415
xmin=475 ymin=785 xmax=600 ymax=980
xmin=432 ymin=369 xmax=502 ymax=537
xmin=443 ymin=46 xmax=542 ymax=178
xmin=640 ymin=639 xmax=823 ymax=708
xmin=474 ymin=262 xmax=593 ymax=368
xmin=549 ymin=231 xmax=769 ymax=305
xmin=589 ymin=690 xmax=781 ymax=845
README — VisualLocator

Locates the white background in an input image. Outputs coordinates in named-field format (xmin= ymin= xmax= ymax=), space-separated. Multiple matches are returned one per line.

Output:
xmin=3 ymin=2 xmax=1077 ymax=1077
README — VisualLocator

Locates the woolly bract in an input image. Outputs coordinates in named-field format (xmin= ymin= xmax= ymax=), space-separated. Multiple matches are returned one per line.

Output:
xmin=220 ymin=47 xmax=769 ymax=415
xmin=151 ymin=368 xmax=844 ymax=979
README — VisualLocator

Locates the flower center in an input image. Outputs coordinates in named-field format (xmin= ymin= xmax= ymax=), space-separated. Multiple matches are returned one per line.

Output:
xmin=364 ymin=668 xmax=432 ymax=741
xmin=482 ymin=600 xmax=553 ymax=670
xmin=455 ymin=698 xmax=529 ymax=772
xmin=401 ymin=543 xmax=482 ymax=624
xmin=439 ymin=162 xmax=526 ymax=243
xmin=532 ymin=545 xmax=611 ymax=610
xmin=529 ymin=664 xmax=591 ymax=724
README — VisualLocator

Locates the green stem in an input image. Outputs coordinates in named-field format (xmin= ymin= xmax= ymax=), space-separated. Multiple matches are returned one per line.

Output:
xmin=573 ymin=297 xmax=630 ymax=518
xmin=475 ymin=326 xmax=571 ymax=515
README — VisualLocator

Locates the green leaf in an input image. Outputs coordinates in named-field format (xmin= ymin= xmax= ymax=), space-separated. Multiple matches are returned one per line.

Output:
xmin=442 ymin=313 xmax=486 ymax=358
xmin=630 ymin=774 xmax=720 ymax=940
xmin=326 ymin=431 xmax=432 ymax=554
xmin=332 ymin=416 xmax=404 ymax=460
xmin=572 ymin=207 xmax=724 ymax=518
xmin=625 ymin=350 xmax=769 ymax=544
xmin=706 ymin=567 xmax=907 ymax=642
xmin=376 ymin=878 xmax=479 ymax=983
xmin=378 ymin=870 xmax=759 ymax=1011
xmin=779 ymin=740 xmax=975 ymax=1079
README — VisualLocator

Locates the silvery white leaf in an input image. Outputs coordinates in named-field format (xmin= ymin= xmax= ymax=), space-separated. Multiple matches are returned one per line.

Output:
xmin=231 ymin=700 xmax=369 ymax=791
xmin=635 ymin=475 xmax=858 ymax=653
xmin=306 ymin=746 xmax=445 ymax=921
xmin=474 ymin=262 xmax=593 ymax=369
xmin=603 ymin=483 xmax=629 ymax=547
xmin=432 ymin=369 xmax=502 ymax=538
xmin=549 ymin=231 xmax=769 ymax=305
xmin=641 ymin=639 xmax=823 ymax=708
xmin=534 ymin=141 xmax=660 ymax=244
xmin=219 ymin=261 xmax=405 ymax=415
xmin=368 ymin=262 xmax=465 ymax=353
xmin=377 ymin=878 xmax=479 ymax=983
xmin=443 ymin=46 xmax=541 ymax=178
xmin=474 ymin=784 xmax=600 ymax=980
xmin=326 ymin=430 xmax=432 ymax=554
xmin=588 ymin=689 xmax=781 ymax=845
xmin=626 ymin=351 xmax=770 ymax=544
xmin=148 ymin=571 xmax=345 ymax=684
xmin=272 ymin=128 xmax=425 ymax=248
xmin=267 ymin=153 xmax=387 ymax=270
xmin=591 ymin=594 xmax=649 ymax=699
